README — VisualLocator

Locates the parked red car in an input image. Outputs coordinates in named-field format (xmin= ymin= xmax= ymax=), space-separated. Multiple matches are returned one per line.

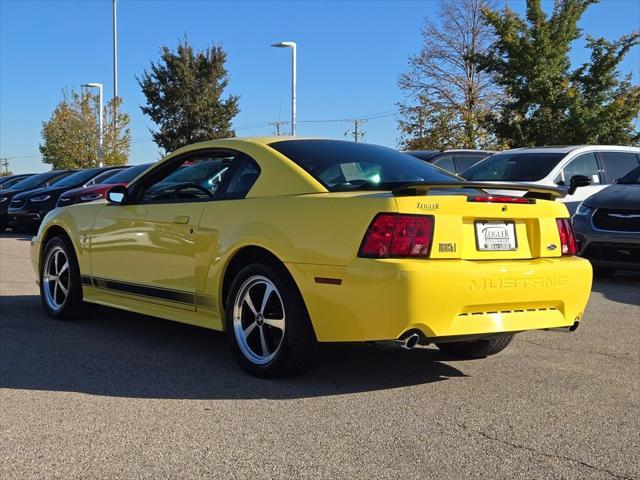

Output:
xmin=56 ymin=163 xmax=153 ymax=207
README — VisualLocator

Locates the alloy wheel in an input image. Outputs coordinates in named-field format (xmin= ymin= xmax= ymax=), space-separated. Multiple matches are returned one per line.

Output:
xmin=43 ymin=246 xmax=70 ymax=312
xmin=233 ymin=275 xmax=286 ymax=365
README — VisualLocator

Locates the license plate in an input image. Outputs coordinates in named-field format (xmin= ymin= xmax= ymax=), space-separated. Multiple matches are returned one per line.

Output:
xmin=475 ymin=221 xmax=517 ymax=251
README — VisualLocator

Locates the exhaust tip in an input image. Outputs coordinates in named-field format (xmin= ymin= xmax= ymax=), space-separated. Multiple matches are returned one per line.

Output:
xmin=402 ymin=333 xmax=420 ymax=350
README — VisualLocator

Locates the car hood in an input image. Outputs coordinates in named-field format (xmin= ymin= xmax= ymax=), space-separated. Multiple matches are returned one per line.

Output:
xmin=583 ymin=183 xmax=640 ymax=210
xmin=13 ymin=185 xmax=74 ymax=200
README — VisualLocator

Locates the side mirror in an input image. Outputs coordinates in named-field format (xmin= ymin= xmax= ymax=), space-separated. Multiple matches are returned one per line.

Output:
xmin=106 ymin=185 xmax=127 ymax=204
xmin=568 ymin=175 xmax=591 ymax=195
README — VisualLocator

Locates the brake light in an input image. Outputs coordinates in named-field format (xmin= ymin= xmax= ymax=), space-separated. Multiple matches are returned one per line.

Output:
xmin=556 ymin=218 xmax=577 ymax=255
xmin=468 ymin=196 xmax=534 ymax=204
xmin=359 ymin=213 xmax=434 ymax=258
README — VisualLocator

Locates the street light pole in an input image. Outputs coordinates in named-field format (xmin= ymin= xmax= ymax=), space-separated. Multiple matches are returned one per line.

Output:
xmin=82 ymin=83 xmax=104 ymax=167
xmin=271 ymin=41 xmax=296 ymax=136
xmin=113 ymin=0 xmax=118 ymax=100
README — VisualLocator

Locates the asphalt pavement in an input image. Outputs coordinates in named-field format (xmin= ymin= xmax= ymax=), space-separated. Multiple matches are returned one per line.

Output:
xmin=1 ymin=233 xmax=638 ymax=479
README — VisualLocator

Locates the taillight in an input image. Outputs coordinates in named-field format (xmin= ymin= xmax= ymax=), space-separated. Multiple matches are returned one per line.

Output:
xmin=556 ymin=218 xmax=577 ymax=255
xmin=468 ymin=196 xmax=534 ymax=204
xmin=359 ymin=213 xmax=434 ymax=258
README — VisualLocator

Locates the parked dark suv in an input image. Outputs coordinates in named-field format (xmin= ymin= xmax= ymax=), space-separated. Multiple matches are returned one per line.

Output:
xmin=572 ymin=165 xmax=640 ymax=277
xmin=0 ymin=170 xmax=75 ymax=230
xmin=7 ymin=166 xmax=124 ymax=232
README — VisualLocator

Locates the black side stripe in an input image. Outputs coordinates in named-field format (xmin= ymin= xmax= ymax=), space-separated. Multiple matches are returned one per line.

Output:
xmin=86 ymin=276 xmax=193 ymax=305
xmin=82 ymin=275 xmax=216 ymax=309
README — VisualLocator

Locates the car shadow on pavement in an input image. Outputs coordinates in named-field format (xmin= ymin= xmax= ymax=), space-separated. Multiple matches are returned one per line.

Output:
xmin=591 ymin=272 xmax=640 ymax=307
xmin=0 ymin=295 xmax=466 ymax=400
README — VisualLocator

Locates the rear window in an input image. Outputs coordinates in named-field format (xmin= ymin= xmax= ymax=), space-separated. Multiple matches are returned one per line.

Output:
xmin=462 ymin=152 xmax=565 ymax=181
xmin=269 ymin=140 xmax=457 ymax=191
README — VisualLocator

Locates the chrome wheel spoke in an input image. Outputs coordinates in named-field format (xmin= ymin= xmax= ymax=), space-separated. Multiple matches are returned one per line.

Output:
xmin=259 ymin=326 xmax=269 ymax=356
xmin=58 ymin=261 xmax=69 ymax=275
xmin=260 ymin=284 xmax=274 ymax=314
xmin=243 ymin=321 xmax=257 ymax=339
xmin=263 ymin=317 xmax=284 ymax=331
xmin=243 ymin=294 xmax=258 ymax=316
xmin=58 ymin=280 xmax=69 ymax=296
xmin=44 ymin=273 xmax=56 ymax=281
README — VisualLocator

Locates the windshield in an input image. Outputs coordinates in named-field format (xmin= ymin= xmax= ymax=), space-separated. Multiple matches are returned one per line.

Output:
xmin=53 ymin=168 xmax=104 ymax=187
xmin=462 ymin=152 xmax=565 ymax=181
xmin=9 ymin=171 xmax=65 ymax=190
xmin=104 ymin=163 xmax=153 ymax=184
xmin=618 ymin=165 xmax=640 ymax=184
xmin=269 ymin=140 xmax=458 ymax=192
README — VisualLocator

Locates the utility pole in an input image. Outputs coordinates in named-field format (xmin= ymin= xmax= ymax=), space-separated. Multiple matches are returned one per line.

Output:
xmin=0 ymin=158 xmax=8 ymax=175
xmin=346 ymin=119 xmax=366 ymax=142
xmin=270 ymin=121 xmax=288 ymax=136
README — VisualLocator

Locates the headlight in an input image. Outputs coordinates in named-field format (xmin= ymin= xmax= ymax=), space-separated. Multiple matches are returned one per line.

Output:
xmin=30 ymin=195 xmax=51 ymax=203
xmin=0 ymin=197 xmax=7 ymax=203
xmin=80 ymin=193 xmax=104 ymax=201
xmin=575 ymin=203 xmax=594 ymax=216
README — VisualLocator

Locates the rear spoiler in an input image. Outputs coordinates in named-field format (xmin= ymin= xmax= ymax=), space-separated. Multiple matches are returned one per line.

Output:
xmin=391 ymin=182 xmax=567 ymax=201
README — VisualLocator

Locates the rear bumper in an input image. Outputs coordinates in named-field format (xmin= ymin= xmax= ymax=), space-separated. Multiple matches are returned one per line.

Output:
xmin=287 ymin=256 xmax=592 ymax=342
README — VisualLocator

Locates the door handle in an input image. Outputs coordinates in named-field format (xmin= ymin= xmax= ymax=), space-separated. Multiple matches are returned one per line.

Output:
xmin=173 ymin=215 xmax=190 ymax=224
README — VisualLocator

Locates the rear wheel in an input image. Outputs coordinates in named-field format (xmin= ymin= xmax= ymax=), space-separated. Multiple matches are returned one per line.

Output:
xmin=436 ymin=333 xmax=514 ymax=359
xmin=39 ymin=236 xmax=84 ymax=319
xmin=225 ymin=262 xmax=317 ymax=377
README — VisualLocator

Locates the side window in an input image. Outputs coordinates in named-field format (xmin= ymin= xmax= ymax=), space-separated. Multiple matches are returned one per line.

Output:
xmin=139 ymin=151 xmax=238 ymax=203
xmin=599 ymin=152 xmax=640 ymax=183
xmin=432 ymin=155 xmax=455 ymax=173
xmin=558 ymin=153 xmax=601 ymax=185
xmin=455 ymin=155 xmax=486 ymax=173
xmin=222 ymin=159 xmax=260 ymax=198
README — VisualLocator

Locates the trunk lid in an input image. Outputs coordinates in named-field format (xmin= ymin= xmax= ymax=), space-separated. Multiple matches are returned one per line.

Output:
xmin=393 ymin=193 xmax=568 ymax=260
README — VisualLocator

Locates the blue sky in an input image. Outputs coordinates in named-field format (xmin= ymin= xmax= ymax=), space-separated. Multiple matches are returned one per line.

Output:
xmin=1 ymin=0 xmax=638 ymax=174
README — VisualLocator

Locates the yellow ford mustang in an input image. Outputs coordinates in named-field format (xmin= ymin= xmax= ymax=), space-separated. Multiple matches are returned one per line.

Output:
xmin=31 ymin=137 xmax=592 ymax=376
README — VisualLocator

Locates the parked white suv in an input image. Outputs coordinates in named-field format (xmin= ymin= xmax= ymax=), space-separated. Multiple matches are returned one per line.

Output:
xmin=461 ymin=146 xmax=640 ymax=213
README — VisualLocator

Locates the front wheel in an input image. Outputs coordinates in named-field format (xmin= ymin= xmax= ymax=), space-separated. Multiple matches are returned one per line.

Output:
xmin=39 ymin=236 xmax=84 ymax=319
xmin=225 ymin=262 xmax=317 ymax=377
xmin=436 ymin=333 xmax=514 ymax=359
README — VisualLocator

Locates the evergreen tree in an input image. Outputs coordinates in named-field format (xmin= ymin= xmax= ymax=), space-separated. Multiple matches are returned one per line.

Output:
xmin=138 ymin=37 xmax=240 ymax=153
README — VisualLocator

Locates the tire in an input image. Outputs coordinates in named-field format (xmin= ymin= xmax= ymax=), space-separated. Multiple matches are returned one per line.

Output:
xmin=436 ymin=333 xmax=514 ymax=359
xmin=225 ymin=262 xmax=318 ymax=377
xmin=593 ymin=266 xmax=615 ymax=278
xmin=39 ymin=235 xmax=85 ymax=319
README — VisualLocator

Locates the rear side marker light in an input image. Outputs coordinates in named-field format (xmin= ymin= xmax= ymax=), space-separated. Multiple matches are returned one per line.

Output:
xmin=556 ymin=218 xmax=577 ymax=255
xmin=359 ymin=213 xmax=434 ymax=258
xmin=468 ymin=196 xmax=534 ymax=204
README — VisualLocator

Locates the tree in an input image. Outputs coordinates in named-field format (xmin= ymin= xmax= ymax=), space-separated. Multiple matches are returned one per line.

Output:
xmin=40 ymin=89 xmax=131 ymax=169
xmin=480 ymin=0 xmax=640 ymax=146
xmin=138 ymin=37 xmax=240 ymax=153
xmin=398 ymin=0 xmax=503 ymax=150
